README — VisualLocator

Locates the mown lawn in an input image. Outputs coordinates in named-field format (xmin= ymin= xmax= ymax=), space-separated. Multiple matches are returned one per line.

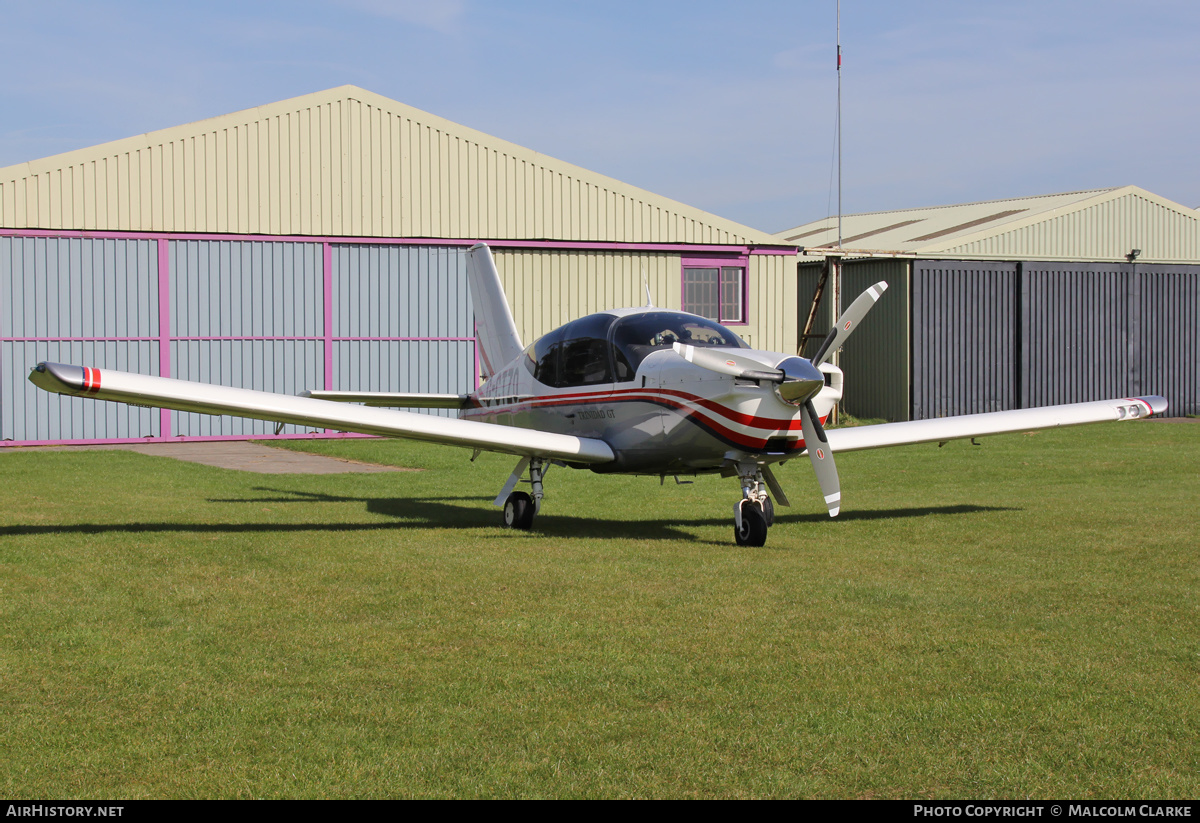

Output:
xmin=1 ymin=420 xmax=1197 ymax=798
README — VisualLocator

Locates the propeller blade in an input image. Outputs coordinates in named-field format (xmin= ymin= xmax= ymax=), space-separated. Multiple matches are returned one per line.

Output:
xmin=801 ymin=400 xmax=841 ymax=517
xmin=811 ymin=281 xmax=888 ymax=366
xmin=672 ymin=343 xmax=783 ymax=383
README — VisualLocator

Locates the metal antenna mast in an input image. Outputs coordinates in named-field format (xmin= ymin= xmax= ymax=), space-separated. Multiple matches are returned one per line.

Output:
xmin=831 ymin=0 xmax=844 ymax=422
xmin=837 ymin=0 xmax=843 ymax=256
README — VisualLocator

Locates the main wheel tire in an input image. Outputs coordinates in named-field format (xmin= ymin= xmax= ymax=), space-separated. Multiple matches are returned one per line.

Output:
xmin=734 ymin=502 xmax=768 ymax=547
xmin=503 ymin=491 xmax=536 ymax=530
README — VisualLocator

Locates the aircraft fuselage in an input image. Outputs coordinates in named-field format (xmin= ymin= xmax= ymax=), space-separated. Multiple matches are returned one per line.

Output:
xmin=463 ymin=308 xmax=838 ymax=474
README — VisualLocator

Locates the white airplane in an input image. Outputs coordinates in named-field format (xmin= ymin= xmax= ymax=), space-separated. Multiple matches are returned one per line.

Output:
xmin=29 ymin=243 xmax=1167 ymax=546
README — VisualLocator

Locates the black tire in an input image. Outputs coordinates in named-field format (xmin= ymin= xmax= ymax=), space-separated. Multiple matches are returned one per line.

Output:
xmin=734 ymin=502 xmax=768 ymax=547
xmin=503 ymin=491 xmax=536 ymax=530
xmin=758 ymin=496 xmax=775 ymax=527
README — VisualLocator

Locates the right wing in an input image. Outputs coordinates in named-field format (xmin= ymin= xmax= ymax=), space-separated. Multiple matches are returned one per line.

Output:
xmin=28 ymin=362 xmax=614 ymax=465
xmin=826 ymin=396 xmax=1168 ymax=453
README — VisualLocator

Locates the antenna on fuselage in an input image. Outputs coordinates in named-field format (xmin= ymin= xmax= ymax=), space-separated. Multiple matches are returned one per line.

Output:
xmin=642 ymin=264 xmax=654 ymax=307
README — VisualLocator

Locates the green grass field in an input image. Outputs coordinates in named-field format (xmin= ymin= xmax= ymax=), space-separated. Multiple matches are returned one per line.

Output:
xmin=1 ymin=420 xmax=1197 ymax=798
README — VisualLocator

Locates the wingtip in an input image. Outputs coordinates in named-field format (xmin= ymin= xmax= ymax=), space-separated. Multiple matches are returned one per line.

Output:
xmin=1137 ymin=395 xmax=1169 ymax=416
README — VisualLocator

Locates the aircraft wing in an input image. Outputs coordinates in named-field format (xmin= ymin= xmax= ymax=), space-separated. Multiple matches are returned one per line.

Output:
xmin=28 ymin=362 xmax=615 ymax=465
xmin=299 ymin=390 xmax=471 ymax=409
xmin=825 ymin=396 xmax=1168 ymax=453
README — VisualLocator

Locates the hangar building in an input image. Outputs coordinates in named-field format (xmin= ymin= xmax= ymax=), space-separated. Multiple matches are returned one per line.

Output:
xmin=1 ymin=86 xmax=795 ymax=446
xmin=780 ymin=187 xmax=1200 ymax=420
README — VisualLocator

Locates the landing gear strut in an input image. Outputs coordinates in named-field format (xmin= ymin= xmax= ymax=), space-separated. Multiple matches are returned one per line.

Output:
xmin=496 ymin=456 xmax=548 ymax=531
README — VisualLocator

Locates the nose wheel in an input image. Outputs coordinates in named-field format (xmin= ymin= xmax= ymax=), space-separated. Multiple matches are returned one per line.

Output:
xmin=734 ymin=500 xmax=769 ymax=546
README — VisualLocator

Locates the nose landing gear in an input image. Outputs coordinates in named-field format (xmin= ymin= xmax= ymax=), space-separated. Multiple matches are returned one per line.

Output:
xmin=733 ymin=463 xmax=775 ymax=547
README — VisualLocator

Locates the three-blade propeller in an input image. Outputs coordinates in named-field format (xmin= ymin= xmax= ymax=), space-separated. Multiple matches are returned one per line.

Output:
xmin=674 ymin=281 xmax=888 ymax=517
xmin=797 ymin=281 xmax=887 ymax=516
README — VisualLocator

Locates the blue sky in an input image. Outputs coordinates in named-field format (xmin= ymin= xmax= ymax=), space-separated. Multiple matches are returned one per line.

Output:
xmin=2 ymin=0 xmax=1197 ymax=233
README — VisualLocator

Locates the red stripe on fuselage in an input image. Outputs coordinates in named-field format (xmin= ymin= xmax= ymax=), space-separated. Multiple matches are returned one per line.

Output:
xmin=490 ymin=386 xmax=808 ymax=432
xmin=471 ymin=386 xmax=822 ymax=453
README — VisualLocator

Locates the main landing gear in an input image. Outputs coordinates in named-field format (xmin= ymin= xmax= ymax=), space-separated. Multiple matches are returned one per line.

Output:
xmin=496 ymin=456 xmax=547 ymax=531
xmin=733 ymin=463 xmax=779 ymax=547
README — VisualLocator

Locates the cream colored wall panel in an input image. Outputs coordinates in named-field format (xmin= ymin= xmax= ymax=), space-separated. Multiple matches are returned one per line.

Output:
xmin=492 ymin=250 xmax=679 ymax=345
xmin=1 ymin=86 xmax=779 ymax=245
xmin=943 ymin=191 xmax=1200 ymax=261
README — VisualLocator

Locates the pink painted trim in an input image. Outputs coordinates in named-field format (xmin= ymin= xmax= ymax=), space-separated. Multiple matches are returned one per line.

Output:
xmin=1 ymin=431 xmax=385 ymax=449
xmin=174 ymin=336 xmax=324 ymax=342
xmin=323 ymin=242 xmax=334 ymax=394
xmin=0 ymin=227 xmax=797 ymax=255
xmin=680 ymin=255 xmax=751 ymax=267
xmin=332 ymin=336 xmax=474 ymax=343
xmin=3 ymin=337 xmax=159 ymax=342
xmin=6 ymin=335 xmax=477 ymax=343
xmin=473 ymin=338 xmax=480 ymax=389
xmin=157 ymin=238 xmax=172 ymax=436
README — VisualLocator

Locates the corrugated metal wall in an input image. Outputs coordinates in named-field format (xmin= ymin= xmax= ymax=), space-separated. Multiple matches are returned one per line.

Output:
xmin=1020 ymin=263 xmax=1130 ymax=408
xmin=491 ymin=249 xmax=794 ymax=353
xmin=1 ymin=236 xmax=476 ymax=443
xmin=1 ymin=236 xmax=161 ymax=441
xmin=942 ymin=190 xmax=1200 ymax=262
xmin=796 ymin=259 xmax=910 ymax=421
xmin=1136 ymin=266 xmax=1199 ymax=416
xmin=1023 ymin=263 xmax=1197 ymax=415
xmin=912 ymin=261 xmax=1019 ymax=418
xmin=170 ymin=240 xmax=326 ymax=437
xmin=910 ymin=260 xmax=1197 ymax=419
xmin=331 ymin=245 xmax=474 ymax=407
xmin=3 ymin=235 xmax=794 ymax=443
xmin=840 ymin=259 xmax=911 ymax=422
xmin=0 ymin=87 xmax=775 ymax=246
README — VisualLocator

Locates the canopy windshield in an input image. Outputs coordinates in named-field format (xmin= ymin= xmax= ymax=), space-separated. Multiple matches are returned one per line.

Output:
xmin=611 ymin=311 xmax=749 ymax=374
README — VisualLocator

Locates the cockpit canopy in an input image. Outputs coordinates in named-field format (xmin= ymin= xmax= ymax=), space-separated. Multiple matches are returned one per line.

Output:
xmin=523 ymin=310 xmax=748 ymax=388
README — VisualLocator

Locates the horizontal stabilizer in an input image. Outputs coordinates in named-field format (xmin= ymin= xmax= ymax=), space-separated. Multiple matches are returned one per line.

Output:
xmin=826 ymin=396 xmax=1168 ymax=453
xmin=29 ymin=362 xmax=613 ymax=465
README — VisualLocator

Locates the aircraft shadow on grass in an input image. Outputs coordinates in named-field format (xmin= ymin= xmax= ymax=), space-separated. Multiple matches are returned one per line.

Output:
xmin=1 ymin=484 xmax=1018 ymax=544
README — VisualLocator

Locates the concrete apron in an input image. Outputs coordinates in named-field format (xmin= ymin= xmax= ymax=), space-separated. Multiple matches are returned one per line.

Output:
xmin=17 ymin=441 xmax=406 ymax=474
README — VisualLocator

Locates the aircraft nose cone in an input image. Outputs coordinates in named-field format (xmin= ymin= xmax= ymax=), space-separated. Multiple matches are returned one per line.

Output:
xmin=774 ymin=356 xmax=824 ymax=406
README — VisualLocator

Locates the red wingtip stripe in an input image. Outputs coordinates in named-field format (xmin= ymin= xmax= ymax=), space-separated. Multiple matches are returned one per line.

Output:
xmin=84 ymin=367 xmax=101 ymax=393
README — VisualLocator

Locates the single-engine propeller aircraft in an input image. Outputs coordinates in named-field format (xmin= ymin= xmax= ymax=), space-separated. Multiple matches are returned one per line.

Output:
xmin=30 ymin=244 xmax=1167 ymax=546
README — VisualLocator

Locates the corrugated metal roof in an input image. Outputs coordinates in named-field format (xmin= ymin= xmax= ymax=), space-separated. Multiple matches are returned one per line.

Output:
xmin=778 ymin=187 xmax=1200 ymax=263
xmin=0 ymin=86 xmax=781 ymax=246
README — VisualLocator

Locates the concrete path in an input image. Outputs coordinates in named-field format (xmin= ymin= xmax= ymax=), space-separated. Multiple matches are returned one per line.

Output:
xmin=14 ymin=441 xmax=405 ymax=474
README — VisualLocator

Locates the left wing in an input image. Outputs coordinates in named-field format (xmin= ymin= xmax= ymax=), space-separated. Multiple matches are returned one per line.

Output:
xmin=826 ymin=396 xmax=1168 ymax=453
xmin=28 ymin=362 xmax=614 ymax=465
xmin=299 ymin=390 xmax=471 ymax=409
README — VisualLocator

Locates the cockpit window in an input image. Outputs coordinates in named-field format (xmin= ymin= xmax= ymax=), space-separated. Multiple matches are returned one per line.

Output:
xmin=611 ymin=311 xmax=749 ymax=375
xmin=523 ymin=312 xmax=618 ymax=387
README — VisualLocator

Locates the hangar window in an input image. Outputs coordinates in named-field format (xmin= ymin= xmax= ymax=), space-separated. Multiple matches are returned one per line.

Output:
xmin=682 ymin=258 xmax=747 ymax=324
